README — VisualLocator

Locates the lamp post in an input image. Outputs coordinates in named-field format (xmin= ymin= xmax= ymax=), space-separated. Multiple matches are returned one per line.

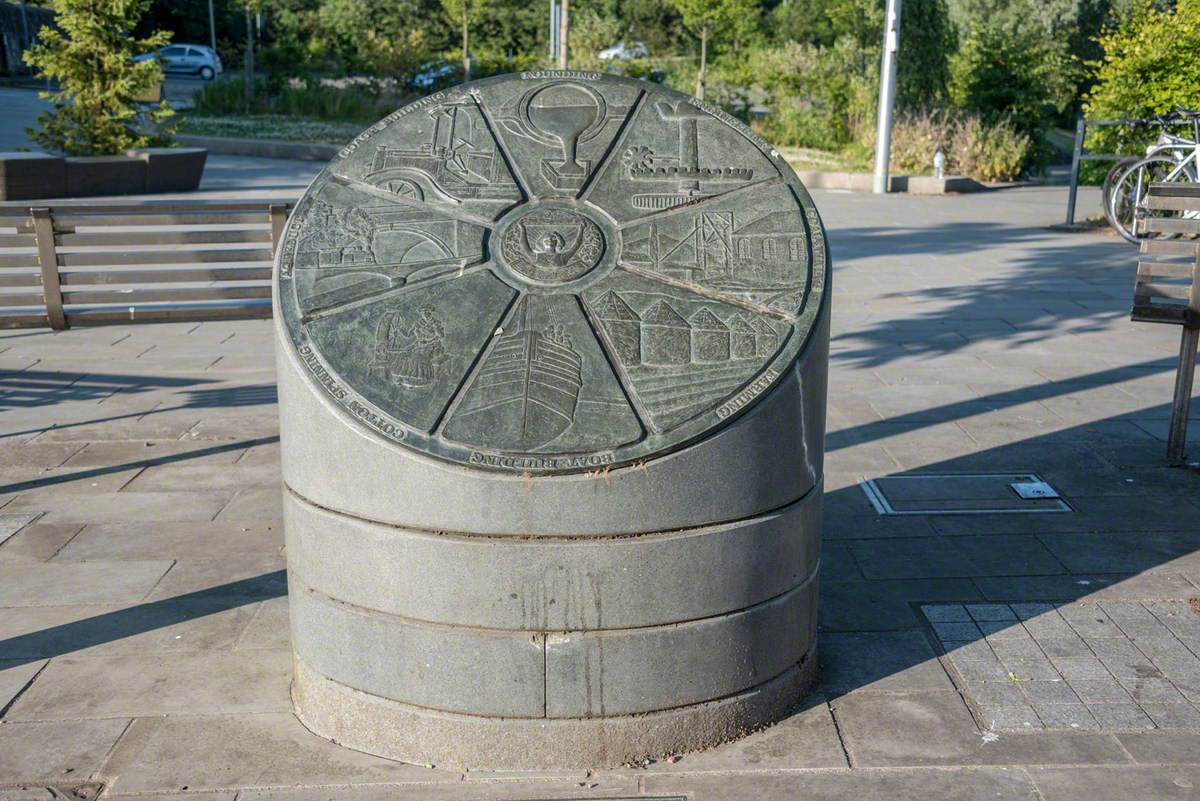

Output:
xmin=208 ymin=0 xmax=217 ymax=52
xmin=872 ymin=0 xmax=901 ymax=194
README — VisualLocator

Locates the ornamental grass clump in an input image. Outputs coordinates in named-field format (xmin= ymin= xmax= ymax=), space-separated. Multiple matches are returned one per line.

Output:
xmin=23 ymin=0 xmax=175 ymax=156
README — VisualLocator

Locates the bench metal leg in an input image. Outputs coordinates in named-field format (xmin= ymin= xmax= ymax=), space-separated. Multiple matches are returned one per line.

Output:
xmin=1168 ymin=325 xmax=1199 ymax=464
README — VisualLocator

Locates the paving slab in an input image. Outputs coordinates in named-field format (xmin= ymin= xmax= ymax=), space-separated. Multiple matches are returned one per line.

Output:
xmin=236 ymin=779 xmax=641 ymax=801
xmin=144 ymin=556 xmax=285 ymax=600
xmin=0 ymin=718 xmax=129 ymax=783
xmin=54 ymin=521 xmax=281 ymax=561
xmin=4 ymin=649 xmax=291 ymax=720
xmin=818 ymin=632 xmax=954 ymax=693
xmin=0 ymin=599 xmax=261 ymax=660
xmin=99 ymin=713 xmax=460 ymax=793
xmin=0 ymin=561 xmax=172 ymax=606
xmin=0 ymin=659 xmax=45 ymax=712
xmin=641 ymin=767 xmax=1041 ymax=800
xmin=1030 ymin=766 xmax=1200 ymax=801
xmin=832 ymin=691 xmax=1131 ymax=766
xmin=3 ymin=492 xmax=231 ymax=525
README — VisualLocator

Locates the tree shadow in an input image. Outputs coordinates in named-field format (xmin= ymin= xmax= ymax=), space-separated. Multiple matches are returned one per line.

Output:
xmin=828 ymin=221 xmax=1136 ymax=368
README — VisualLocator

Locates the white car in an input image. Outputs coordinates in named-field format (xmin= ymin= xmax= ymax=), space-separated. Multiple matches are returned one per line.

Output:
xmin=135 ymin=44 xmax=223 ymax=81
xmin=598 ymin=42 xmax=648 ymax=61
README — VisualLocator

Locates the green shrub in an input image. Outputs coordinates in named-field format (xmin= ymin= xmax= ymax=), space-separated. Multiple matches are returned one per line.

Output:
xmin=1083 ymin=0 xmax=1200 ymax=160
xmin=884 ymin=109 xmax=955 ymax=174
xmin=751 ymin=37 xmax=876 ymax=149
xmin=949 ymin=114 xmax=1030 ymax=182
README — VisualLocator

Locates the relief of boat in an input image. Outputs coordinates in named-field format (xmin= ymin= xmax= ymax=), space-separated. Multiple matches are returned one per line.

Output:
xmin=452 ymin=302 xmax=583 ymax=450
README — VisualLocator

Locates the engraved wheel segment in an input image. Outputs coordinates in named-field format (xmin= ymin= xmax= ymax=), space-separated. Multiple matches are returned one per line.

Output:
xmin=277 ymin=72 xmax=828 ymax=474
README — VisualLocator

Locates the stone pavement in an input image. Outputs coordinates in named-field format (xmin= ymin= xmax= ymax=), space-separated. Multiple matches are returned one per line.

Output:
xmin=2 ymin=183 xmax=1200 ymax=800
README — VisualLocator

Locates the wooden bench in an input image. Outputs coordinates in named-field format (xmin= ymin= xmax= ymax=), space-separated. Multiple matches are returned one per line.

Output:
xmin=1134 ymin=182 xmax=1200 ymax=463
xmin=0 ymin=199 xmax=294 ymax=329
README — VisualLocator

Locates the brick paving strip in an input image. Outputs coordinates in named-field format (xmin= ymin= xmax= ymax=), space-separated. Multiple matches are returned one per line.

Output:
xmin=1 ymin=178 xmax=1200 ymax=800
xmin=926 ymin=601 xmax=1200 ymax=732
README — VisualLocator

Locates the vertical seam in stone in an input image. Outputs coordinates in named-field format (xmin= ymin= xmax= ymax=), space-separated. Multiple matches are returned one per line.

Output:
xmin=541 ymin=632 xmax=549 ymax=719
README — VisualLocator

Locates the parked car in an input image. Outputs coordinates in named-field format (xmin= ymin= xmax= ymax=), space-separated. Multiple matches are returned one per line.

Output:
xmin=134 ymin=44 xmax=223 ymax=81
xmin=408 ymin=60 xmax=462 ymax=92
xmin=598 ymin=42 xmax=648 ymax=61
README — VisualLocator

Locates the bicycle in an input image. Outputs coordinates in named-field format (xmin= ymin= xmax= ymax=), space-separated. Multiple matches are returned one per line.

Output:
xmin=1104 ymin=109 xmax=1200 ymax=243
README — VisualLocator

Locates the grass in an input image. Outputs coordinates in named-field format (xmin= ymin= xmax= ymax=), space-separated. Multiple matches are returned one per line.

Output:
xmin=176 ymin=114 xmax=364 ymax=145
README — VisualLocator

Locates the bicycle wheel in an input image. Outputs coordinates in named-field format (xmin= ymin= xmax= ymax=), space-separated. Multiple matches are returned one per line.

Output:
xmin=1101 ymin=157 xmax=1138 ymax=229
xmin=1106 ymin=155 xmax=1196 ymax=243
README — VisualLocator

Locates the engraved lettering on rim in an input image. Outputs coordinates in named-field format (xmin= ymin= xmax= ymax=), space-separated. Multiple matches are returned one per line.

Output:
xmin=276 ymin=72 xmax=828 ymax=473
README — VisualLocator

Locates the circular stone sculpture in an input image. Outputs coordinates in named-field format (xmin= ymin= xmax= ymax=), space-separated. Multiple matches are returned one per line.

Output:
xmin=274 ymin=71 xmax=830 ymax=770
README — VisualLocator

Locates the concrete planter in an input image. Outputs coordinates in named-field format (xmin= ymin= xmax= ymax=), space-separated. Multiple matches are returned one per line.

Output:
xmin=0 ymin=152 xmax=67 ymax=200
xmin=0 ymin=147 xmax=206 ymax=200
xmin=65 ymin=155 xmax=147 ymax=196
xmin=129 ymin=147 xmax=208 ymax=193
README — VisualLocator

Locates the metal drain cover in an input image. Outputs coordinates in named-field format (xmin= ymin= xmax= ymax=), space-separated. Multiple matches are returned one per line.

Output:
xmin=860 ymin=473 xmax=1071 ymax=515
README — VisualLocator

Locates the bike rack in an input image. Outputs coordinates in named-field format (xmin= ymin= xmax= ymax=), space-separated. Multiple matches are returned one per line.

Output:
xmin=1065 ymin=116 xmax=1133 ymax=226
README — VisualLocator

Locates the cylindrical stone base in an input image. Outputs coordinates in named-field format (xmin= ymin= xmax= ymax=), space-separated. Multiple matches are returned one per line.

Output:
xmin=292 ymin=649 xmax=819 ymax=770
xmin=285 ymin=485 xmax=821 ymax=767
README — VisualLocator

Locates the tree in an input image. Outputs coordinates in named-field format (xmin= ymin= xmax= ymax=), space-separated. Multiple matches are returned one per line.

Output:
xmin=439 ymin=0 xmax=486 ymax=80
xmin=23 ymin=0 xmax=173 ymax=155
xmin=669 ymin=0 xmax=753 ymax=100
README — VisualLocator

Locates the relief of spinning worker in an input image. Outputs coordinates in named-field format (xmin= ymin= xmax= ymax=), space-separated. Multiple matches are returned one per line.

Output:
xmin=369 ymin=305 xmax=447 ymax=388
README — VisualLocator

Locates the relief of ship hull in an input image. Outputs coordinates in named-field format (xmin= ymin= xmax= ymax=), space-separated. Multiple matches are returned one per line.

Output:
xmin=453 ymin=328 xmax=583 ymax=450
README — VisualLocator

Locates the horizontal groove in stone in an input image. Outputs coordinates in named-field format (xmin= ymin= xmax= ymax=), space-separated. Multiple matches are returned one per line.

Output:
xmin=284 ymin=484 xmax=822 ymax=630
xmin=283 ymin=475 xmax=823 ymax=541
xmin=290 ymin=572 xmax=817 ymax=717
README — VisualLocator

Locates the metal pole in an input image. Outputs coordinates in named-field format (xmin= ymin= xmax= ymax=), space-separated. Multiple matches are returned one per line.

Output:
xmin=558 ymin=0 xmax=569 ymax=70
xmin=208 ymin=0 xmax=217 ymax=52
xmin=872 ymin=0 xmax=901 ymax=194
xmin=1066 ymin=116 xmax=1084 ymax=225
xmin=550 ymin=0 xmax=559 ymax=62
xmin=1167 ymin=326 xmax=1198 ymax=464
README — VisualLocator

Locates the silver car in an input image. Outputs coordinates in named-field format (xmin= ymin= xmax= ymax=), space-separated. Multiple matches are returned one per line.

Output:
xmin=135 ymin=44 xmax=223 ymax=81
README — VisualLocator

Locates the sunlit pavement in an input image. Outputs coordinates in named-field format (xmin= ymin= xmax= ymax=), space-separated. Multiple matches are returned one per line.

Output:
xmin=1 ymin=175 xmax=1199 ymax=799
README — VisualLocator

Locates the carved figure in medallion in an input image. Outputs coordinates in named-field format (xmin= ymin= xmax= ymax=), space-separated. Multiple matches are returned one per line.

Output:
xmin=369 ymin=306 xmax=448 ymax=388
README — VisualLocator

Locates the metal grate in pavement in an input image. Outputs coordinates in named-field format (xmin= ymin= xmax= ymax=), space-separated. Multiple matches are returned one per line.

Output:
xmin=860 ymin=473 xmax=1072 ymax=515
xmin=922 ymin=602 xmax=1200 ymax=732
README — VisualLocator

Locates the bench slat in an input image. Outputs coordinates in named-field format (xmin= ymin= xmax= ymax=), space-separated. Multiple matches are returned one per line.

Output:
xmin=1142 ymin=217 xmax=1200 ymax=235
xmin=59 ymin=266 xmax=273 ymax=285
xmin=0 ymin=200 xmax=292 ymax=214
xmin=0 ymin=254 xmax=38 ymax=269
xmin=1137 ymin=260 xmax=1196 ymax=279
xmin=0 ymin=233 xmax=36 ymax=246
xmin=1140 ymin=240 xmax=1200 ymax=257
xmin=61 ymin=285 xmax=272 ymax=304
xmin=0 ymin=272 xmax=41 ymax=287
xmin=57 ymin=229 xmax=271 ymax=246
xmin=0 ymin=291 xmax=46 ymax=306
xmin=0 ymin=312 xmax=49 ymax=328
xmin=1135 ymin=282 xmax=1192 ymax=301
xmin=1143 ymin=196 xmax=1200 ymax=212
xmin=56 ymin=248 xmax=274 ymax=267
xmin=50 ymin=212 xmax=275 ymax=228
xmin=64 ymin=303 xmax=270 ymax=326
xmin=1148 ymin=182 xmax=1200 ymax=198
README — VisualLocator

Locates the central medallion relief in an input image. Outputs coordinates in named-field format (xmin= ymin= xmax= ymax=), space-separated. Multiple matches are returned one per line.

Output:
xmin=497 ymin=205 xmax=606 ymax=284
